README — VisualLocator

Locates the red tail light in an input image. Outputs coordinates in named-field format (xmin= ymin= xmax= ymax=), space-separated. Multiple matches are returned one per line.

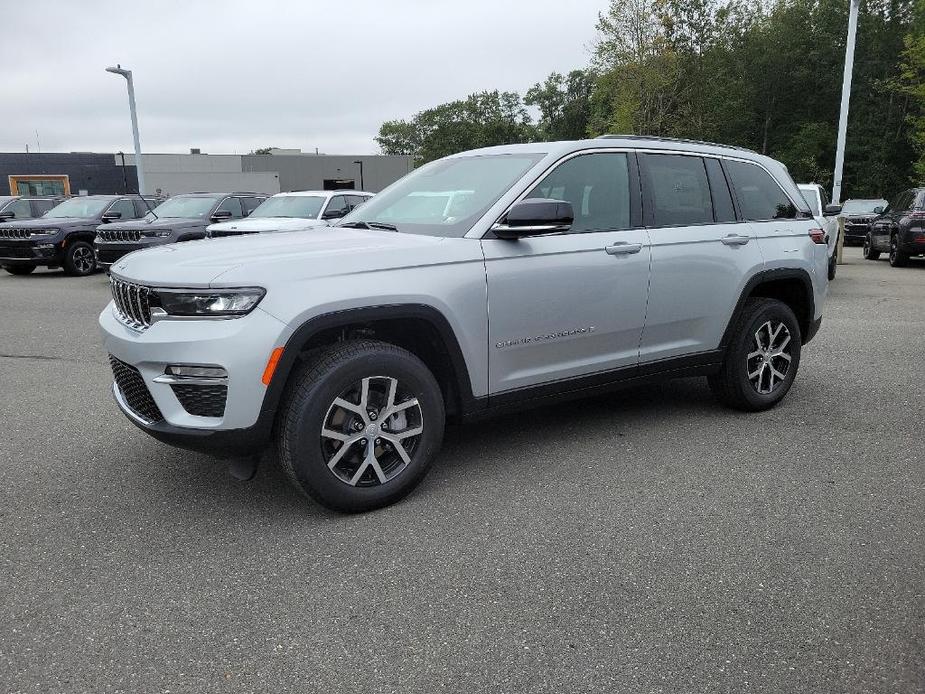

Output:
xmin=809 ymin=228 xmax=827 ymax=244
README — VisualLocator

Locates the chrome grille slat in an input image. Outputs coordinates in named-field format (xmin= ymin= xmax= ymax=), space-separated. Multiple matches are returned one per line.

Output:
xmin=0 ymin=228 xmax=32 ymax=240
xmin=110 ymin=276 xmax=153 ymax=330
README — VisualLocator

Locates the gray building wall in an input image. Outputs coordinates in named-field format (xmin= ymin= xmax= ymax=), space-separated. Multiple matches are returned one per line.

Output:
xmin=117 ymin=154 xmax=280 ymax=196
xmin=242 ymin=154 xmax=413 ymax=193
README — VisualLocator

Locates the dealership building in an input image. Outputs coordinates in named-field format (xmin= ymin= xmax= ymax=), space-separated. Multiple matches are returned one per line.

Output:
xmin=0 ymin=149 xmax=414 ymax=197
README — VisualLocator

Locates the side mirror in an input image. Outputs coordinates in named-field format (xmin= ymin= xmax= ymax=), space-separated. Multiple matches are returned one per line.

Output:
xmin=322 ymin=208 xmax=347 ymax=220
xmin=491 ymin=198 xmax=574 ymax=240
xmin=873 ymin=206 xmax=884 ymax=214
xmin=0 ymin=211 xmax=14 ymax=221
xmin=101 ymin=211 xmax=122 ymax=222
xmin=823 ymin=204 xmax=842 ymax=216
xmin=210 ymin=210 xmax=233 ymax=222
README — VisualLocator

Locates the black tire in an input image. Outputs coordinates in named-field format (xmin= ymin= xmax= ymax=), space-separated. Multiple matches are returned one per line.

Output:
xmin=277 ymin=339 xmax=445 ymax=512
xmin=863 ymin=234 xmax=880 ymax=260
xmin=3 ymin=265 xmax=36 ymax=275
xmin=63 ymin=241 xmax=97 ymax=276
xmin=708 ymin=298 xmax=802 ymax=412
xmin=889 ymin=235 xmax=909 ymax=267
xmin=827 ymin=253 xmax=837 ymax=280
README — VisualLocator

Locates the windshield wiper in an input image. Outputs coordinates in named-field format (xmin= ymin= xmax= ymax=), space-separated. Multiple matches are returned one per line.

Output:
xmin=338 ymin=220 xmax=399 ymax=231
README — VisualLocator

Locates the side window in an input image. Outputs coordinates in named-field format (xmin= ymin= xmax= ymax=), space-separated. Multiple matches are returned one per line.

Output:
xmin=900 ymin=191 xmax=915 ymax=211
xmin=107 ymin=199 xmax=138 ymax=219
xmin=241 ymin=197 xmax=263 ymax=216
xmin=8 ymin=199 xmax=33 ymax=219
xmin=134 ymin=198 xmax=155 ymax=217
xmin=324 ymin=195 xmax=349 ymax=218
xmin=725 ymin=160 xmax=798 ymax=221
xmin=641 ymin=154 xmax=713 ymax=226
xmin=216 ymin=197 xmax=244 ymax=218
xmin=704 ymin=158 xmax=736 ymax=223
xmin=525 ymin=152 xmax=631 ymax=233
xmin=32 ymin=199 xmax=57 ymax=216
xmin=345 ymin=195 xmax=368 ymax=211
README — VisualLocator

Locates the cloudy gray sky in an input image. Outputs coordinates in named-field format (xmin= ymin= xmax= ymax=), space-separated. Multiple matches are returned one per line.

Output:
xmin=3 ymin=0 xmax=605 ymax=156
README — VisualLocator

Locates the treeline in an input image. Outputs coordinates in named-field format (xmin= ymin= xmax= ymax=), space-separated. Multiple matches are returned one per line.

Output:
xmin=376 ymin=0 xmax=925 ymax=199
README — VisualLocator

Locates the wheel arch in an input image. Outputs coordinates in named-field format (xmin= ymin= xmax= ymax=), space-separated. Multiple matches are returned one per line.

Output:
xmin=263 ymin=304 xmax=477 ymax=425
xmin=721 ymin=269 xmax=816 ymax=346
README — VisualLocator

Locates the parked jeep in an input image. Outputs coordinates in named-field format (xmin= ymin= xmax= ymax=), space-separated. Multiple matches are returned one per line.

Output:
xmin=863 ymin=188 xmax=925 ymax=266
xmin=100 ymin=136 xmax=828 ymax=512
xmin=0 ymin=195 xmax=156 ymax=276
xmin=841 ymin=198 xmax=887 ymax=245
xmin=94 ymin=192 xmax=267 ymax=268
xmin=0 ymin=195 xmax=64 ymax=222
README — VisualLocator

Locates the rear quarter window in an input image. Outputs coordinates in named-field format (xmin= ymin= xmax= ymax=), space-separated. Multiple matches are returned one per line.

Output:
xmin=725 ymin=160 xmax=798 ymax=221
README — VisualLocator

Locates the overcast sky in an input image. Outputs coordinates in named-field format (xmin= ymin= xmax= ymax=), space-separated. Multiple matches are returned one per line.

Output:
xmin=3 ymin=0 xmax=604 ymax=156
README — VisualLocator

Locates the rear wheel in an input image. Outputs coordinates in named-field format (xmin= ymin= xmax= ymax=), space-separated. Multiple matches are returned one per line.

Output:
xmin=863 ymin=234 xmax=880 ymax=260
xmin=709 ymin=298 xmax=802 ymax=412
xmin=63 ymin=241 xmax=96 ymax=276
xmin=277 ymin=339 xmax=445 ymax=512
xmin=2 ymin=265 xmax=36 ymax=275
xmin=889 ymin=235 xmax=909 ymax=267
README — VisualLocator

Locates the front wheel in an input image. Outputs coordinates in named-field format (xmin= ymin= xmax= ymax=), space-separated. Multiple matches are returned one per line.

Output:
xmin=863 ymin=234 xmax=880 ymax=260
xmin=709 ymin=298 xmax=802 ymax=412
xmin=63 ymin=241 xmax=97 ymax=276
xmin=3 ymin=265 xmax=36 ymax=275
xmin=277 ymin=339 xmax=445 ymax=512
xmin=889 ymin=235 xmax=909 ymax=267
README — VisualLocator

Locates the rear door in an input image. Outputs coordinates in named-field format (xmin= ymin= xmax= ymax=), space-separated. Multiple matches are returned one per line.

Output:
xmin=482 ymin=150 xmax=651 ymax=394
xmin=870 ymin=191 xmax=906 ymax=251
xmin=639 ymin=153 xmax=765 ymax=361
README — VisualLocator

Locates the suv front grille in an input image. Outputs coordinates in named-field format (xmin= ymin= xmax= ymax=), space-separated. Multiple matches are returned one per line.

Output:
xmin=0 ymin=228 xmax=33 ymax=240
xmin=110 ymin=276 xmax=153 ymax=329
xmin=171 ymin=384 xmax=228 ymax=418
xmin=98 ymin=229 xmax=142 ymax=242
xmin=109 ymin=356 xmax=163 ymax=424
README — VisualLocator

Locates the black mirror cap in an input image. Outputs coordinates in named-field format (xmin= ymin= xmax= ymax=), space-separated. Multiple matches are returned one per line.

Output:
xmin=322 ymin=209 xmax=347 ymax=220
xmin=101 ymin=211 xmax=122 ymax=222
xmin=0 ymin=211 xmax=14 ymax=221
xmin=494 ymin=198 xmax=574 ymax=239
xmin=873 ymin=206 xmax=884 ymax=214
xmin=210 ymin=210 xmax=233 ymax=221
xmin=823 ymin=204 xmax=842 ymax=216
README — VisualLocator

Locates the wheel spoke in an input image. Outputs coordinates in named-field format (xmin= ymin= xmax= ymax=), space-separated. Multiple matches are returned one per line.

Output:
xmin=326 ymin=436 xmax=362 ymax=470
xmin=387 ymin=397 xmax=418 ymax=417
xmin=384 ymin=377 xmax=398 ymax=411
xmin=333 ymin=397 xmax=365 ymax=418
xmin=381 ymin=435 xmax=412 ymax=464
xmin=774 ymin=351 xmax=792 ymax=363
xmin=768 ymin=322 xmax=784 ymax=347
xmin=770 ymin=365 xmax=788 ymax=382
xmin=776 ymin=334 xmax=791 ymax=352
xmin=322 ymin=428 xmax=352 ymax=442
xmin=747 ymin=350 xmax=763 ymax=361
xmin=359 ymin=378 xmax=371 ymax=411
xmin=393 ymin=425 xmax=423 ymax=440
xmin=748 ymin=366 xmax=764 ymax=381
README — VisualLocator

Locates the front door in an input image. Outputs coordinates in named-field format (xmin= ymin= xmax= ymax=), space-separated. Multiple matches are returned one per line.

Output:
xmin=482 ymin=151 xmax=651 ymax=394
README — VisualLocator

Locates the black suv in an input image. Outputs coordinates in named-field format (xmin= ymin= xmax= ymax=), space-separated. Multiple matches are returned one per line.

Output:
xmin=863 ymin=188 xmax=925 ymax=266
xmin=0 ymin=195 xmax=64 ymax=222
xmin=841 ymin=198 xmax=887 ymax=245
xmin=94 ymin=192 xmax=267 ymax=268
xmin=0 ymin=195 xmax=158 ymax=276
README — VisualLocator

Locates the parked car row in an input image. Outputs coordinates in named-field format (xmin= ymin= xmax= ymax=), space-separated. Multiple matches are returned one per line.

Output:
xmin=0 ymin=188 xmax=373 ymax=276
xmin=861 ymin=187 xmax=925 ymax=267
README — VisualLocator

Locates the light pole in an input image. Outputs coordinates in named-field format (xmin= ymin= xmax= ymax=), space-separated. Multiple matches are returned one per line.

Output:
xmin=353 ymin=159 xmax=365 ymax=190
xmin=106 ymin=64 xmax=146 ymax=195
xmin=832 ymin=0 xmax=860 ymax=204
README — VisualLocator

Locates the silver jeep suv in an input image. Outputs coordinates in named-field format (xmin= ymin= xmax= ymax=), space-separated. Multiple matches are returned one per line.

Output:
xmin=99 ymin=136 xmax=828 ymax=512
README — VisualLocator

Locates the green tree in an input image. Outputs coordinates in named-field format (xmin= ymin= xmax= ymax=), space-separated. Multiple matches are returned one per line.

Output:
xmin=525 ymin=70 xmax=594 ymax=140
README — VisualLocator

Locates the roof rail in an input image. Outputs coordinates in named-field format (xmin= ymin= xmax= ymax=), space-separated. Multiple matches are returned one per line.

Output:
xmin=596 ymin=134 xmax=757 ymax=154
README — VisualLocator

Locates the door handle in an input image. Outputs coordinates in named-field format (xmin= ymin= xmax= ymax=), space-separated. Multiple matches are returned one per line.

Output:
xmin=605 ymin=242 xmax=643 ymax=255
xmin=721 ymin=234 xmax=751 ymax=246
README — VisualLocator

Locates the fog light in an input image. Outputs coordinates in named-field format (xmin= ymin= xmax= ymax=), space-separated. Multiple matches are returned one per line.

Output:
xmin=35 ymin=243 xmax=54 ymax=249
xmin=166 ymin=365 xmax=227 ymax=379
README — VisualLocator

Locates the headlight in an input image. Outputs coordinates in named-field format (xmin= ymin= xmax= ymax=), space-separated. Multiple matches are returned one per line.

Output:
xmin=153 ymin=288 xmax=265 ymax=317
xmin=30 ymin=229 xmax=58 ymax=237
xmin=142 ymin=230 xmax=172 ymax=238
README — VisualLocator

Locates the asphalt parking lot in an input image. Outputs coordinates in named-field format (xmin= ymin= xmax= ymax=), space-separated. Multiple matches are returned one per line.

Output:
xmin=0 ymin=247 xmax=923 ymax=694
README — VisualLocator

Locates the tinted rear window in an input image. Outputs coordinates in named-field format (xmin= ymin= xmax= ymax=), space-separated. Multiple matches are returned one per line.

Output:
xmin=641 ymin=154 xmax=713 ymax=226
xmin=725 ymin=160 xmax=797 ymax=221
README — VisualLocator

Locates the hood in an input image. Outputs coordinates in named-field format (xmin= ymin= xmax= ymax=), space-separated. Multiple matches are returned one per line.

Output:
xmin=111 ymin=227 xmax=455 ymax=287
xmin=207 ymin=217 xmax=328 ymax=233
xmin=0 ymin=216 xmax=94 ymax=229
xmin=103 ymin=216 xmax=205 ymax=231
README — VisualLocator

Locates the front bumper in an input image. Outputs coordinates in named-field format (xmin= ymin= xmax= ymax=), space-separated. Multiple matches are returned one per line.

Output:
xmin=843 ymin=223 xmax=870 ymax=241
xmin=0 ymin=241 xmax=61 ymax=266
xmin=100 ymin=302 xmax=293 ymax=453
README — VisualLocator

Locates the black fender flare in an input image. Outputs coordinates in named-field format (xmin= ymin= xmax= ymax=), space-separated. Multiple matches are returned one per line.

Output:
xmin=251 ymin=303 xmax=477 ymax=441
xmin=720 ymin=268 xmax=816 ymax=346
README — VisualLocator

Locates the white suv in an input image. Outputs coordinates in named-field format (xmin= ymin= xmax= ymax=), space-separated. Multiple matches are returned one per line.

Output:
xmin=100 ymin=136 xmax=829 ymax=512
xmin=206 ymin=190 xmax=373 ymax=238
xmin=798 ymin=183 xmax=841 ymax=280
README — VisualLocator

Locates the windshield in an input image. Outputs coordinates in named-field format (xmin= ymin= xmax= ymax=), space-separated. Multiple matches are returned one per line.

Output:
xmin=798 ymin=187 xmax=821 ymax=216
xmin=44 ymin=197 xmax=111 ymax=218
xmin=250 ymin=195 xmax=325 ymax=219
xmin=841 ymin=199 xmax=887 ymax=215
xmin=146 ymin=196 xmax=219 ymax=219
xmin=337 ymin=153 xmax=545 ymax=237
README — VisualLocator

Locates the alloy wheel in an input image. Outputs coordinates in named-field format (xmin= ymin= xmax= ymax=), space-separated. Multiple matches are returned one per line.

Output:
xmin=320 ymin=376 xmax=423 ymax=487
xmin=746 ymin=320 xmax=792 ymax=395
xmin=73 ymin=246 xmax=95 ymax=274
